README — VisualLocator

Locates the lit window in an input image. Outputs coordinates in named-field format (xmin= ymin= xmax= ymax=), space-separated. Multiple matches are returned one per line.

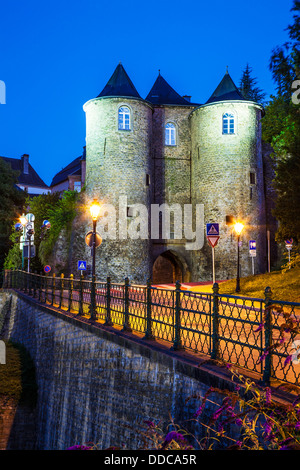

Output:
xmin=118 ymin=106 xmax=130 ymax=130
xmin=165 ymin=122 xmax=176 ymax=146
xmin=74 ymin=181 xmax=81 ymax=192
xmin=223 ymin=113 xmax=235 ymax=134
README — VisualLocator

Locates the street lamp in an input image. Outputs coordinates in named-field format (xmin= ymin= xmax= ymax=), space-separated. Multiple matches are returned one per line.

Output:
xmin=89 ymin=199 xmax=101 ymax=319
xmin=234 ymin=221 xmax=244 ymax=293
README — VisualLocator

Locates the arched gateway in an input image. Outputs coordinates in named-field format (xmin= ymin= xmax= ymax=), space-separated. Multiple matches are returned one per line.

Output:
xmin=152 ymin=250 xmax=190 ymax=285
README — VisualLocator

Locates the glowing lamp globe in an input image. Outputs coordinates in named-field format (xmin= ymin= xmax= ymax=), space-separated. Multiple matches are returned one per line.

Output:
xmin=234 ymin=222 xmax=244 ymax=236
xmin=90 ymin=200 xmax=101 ymax=220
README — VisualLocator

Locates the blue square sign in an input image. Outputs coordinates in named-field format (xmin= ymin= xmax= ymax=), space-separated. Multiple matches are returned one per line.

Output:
xmin=206 ymin=223 xmax=219 ymax=236
xmin=78 ymin=260 xmax=87 ymax=271
xmin=249 ymin=240 xmax=256 ymax=250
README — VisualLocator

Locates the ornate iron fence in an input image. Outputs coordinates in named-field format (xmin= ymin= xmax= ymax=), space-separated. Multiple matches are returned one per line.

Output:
xmin=2 ymin=269 xmax=300 ymax=386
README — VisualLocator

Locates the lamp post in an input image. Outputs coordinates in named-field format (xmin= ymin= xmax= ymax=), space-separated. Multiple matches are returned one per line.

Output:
xmin=19 ymin=215 xmax=27 ymax=270
xmin=234 ymin=222 xmax=244 ymax=293
xmin=89 ymin=199 xmax=101 ymax=320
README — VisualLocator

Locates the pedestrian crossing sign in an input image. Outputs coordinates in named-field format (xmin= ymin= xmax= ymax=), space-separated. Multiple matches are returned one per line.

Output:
xmin=78 ymin=260 xmax=87 ymax=271
xmin=206 ymin=223 xmax=219 ymax=236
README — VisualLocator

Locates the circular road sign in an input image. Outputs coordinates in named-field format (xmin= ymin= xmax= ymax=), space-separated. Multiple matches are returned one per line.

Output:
xmin=44 ymin=265 xmax=51 ymax=274
xmin=85 ymin=231 xmax=102 ymax=248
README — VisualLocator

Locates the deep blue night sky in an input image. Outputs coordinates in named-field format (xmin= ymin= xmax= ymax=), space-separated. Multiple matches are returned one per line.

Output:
xmin=0 ymin=0 xmax=294 ymax=187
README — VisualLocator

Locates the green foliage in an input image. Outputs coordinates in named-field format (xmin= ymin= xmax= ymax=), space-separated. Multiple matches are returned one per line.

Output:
xmin=0 ymin=158 xmax=26 ymax=271
xmin=37 ymin=190 xmax=78 ymax=266
xmin=261 ymin=1 xmax=300 ymax=245
xmin=3 ymin=226 xmax=22 ymax=270
xmin=0 ymin=340 xmax=37 ymax=406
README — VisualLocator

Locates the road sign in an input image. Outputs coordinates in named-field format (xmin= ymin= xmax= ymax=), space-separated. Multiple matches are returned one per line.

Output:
xmin=249 ymin=240 xmax=256 ymax=257
xmin=207 ymin=236 xmax=220 ymax=248
xmin=85 ymin=231 xmax=102 ymax=248
xmin=44 ymin=265 xmax=51 ymax=274
xmin=249 ymin=240 xmax=256 ymax=250
xmin=206 ymin=223 xmax=219 ymax=236
xmin=78 ymin=260 xmax=87 ymax=271
xmin=23 ymin=245 xmax=35 ymax=258
xmin=285 ymin=238 xmax=293 ymax=250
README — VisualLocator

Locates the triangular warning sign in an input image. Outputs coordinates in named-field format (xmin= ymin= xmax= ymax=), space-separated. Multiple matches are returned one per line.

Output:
xmin=208 ymin=225 xmax=218 ymax=235
xmin=207 ymin=236 xmax=220 ymax=248
xmin=79 ymin=262 xmax=85 ymax=269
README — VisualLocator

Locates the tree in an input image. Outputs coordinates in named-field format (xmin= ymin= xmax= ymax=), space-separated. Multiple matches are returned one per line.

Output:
xmin=239 ymin=64 xmax=266 ymax=104
xmin=261 ymin=0 xmax=300 ymax=245
xmin=0 ymin=158 xmax=26 ymax=272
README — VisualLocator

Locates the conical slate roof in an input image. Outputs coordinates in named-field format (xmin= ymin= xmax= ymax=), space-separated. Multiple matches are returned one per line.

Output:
xmin=97 ymin=63 xmax=141 ymax=99
xmin=206 ymin=70 xmax=245 ymax=104
xmin=146 ymin=73 xmax=193 ymax=105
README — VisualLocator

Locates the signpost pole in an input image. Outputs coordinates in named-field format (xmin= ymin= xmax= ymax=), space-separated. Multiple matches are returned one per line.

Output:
xmin=206 ymin=223 xmax=220 ymax=285
xmin=212 ymin=247 xmax=215 ymax=284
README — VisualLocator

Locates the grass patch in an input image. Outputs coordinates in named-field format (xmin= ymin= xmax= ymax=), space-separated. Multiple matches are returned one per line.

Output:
xmin=0 ymin=341 xmax=37 ymax=407
xmin=218 ymin=266 xmax=300 ymax=302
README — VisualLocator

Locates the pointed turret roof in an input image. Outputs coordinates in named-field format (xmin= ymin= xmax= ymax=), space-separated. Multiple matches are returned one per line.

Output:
xmin=97 ymin=63 xmax=141 ymax=99
xmin=146 ymin=72 xmax=194 ymax=106
xmin=206 ymin=70 xmax=245 ymax=104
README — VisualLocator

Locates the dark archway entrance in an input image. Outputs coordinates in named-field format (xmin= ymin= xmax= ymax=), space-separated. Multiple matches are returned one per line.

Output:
xmin=152 ymin=250 xmax=190 ymax=284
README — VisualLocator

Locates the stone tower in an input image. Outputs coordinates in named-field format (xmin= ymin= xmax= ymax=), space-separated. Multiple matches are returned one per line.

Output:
xmin=83 ymin=63 xmax=153 ymax=283
xmin=190 ymin=70 xmax=266 ymax=280
xmin=81 ymin=64 xmax=269 ymax=284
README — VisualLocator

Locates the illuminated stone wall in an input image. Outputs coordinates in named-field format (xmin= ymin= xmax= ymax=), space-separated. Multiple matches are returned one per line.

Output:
xmin=190 ymin=101 xmax=266 ymax=280
xmin=75 ymin=94 xmax=270 ymax=283
xmin=83 ymin=96 xmax=153 ymax=283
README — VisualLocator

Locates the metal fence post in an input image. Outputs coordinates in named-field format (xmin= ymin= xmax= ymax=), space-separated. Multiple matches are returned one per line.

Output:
xmin=32 ymin=272 xmax=36 ymax=298
xmin=78 ymin=272 xmax=84 ymax=315
xmin=51 ymin=273 xmax=56 ymax=305
xmin=211 ymin=282 xmax=220 ymax=360
xmin=89 ymin=275 xmax=96 ymax=321
xmin=262 ymin=286 xmax=273 ymax=386
xmin=172 ymin=280 xmax=182 ymax=350
xmin=122 ymin=277 xmax=132 ymax=332
xmin=68 ymin=274 xmax=73 ymax=311
xmin=143 ymin=278 xmax=154 ymax=340
xmin=59 ymin=273 xmax=64 ymax=309
xmin=104 ymin=276 xmax=113 ymax=326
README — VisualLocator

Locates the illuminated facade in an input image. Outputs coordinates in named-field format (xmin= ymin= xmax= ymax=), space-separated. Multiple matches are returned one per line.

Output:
xmin=81 ymin=63 xmax=275 ymax=284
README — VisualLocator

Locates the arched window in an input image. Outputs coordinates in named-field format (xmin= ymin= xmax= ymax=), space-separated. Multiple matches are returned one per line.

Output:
xmin=118 ymin=106 xmax=131 ymax=130
xmin=222 ymin=113 xmax=235 ymax=134
xmin=165 ymin=122 xmax=176 ymax=146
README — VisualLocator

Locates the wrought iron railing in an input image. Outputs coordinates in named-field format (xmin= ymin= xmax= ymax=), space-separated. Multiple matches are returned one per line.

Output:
xmin=2 ymin=269 xmax=300 ymax=387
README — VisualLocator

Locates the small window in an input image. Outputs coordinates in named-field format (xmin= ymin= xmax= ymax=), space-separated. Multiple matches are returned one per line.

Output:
xmin=146 ymin=174 xmax=150 ymax=186
xmin=118 ymin=106 xmax=130 ymax=130
xmin=74 ymin=181 xmax=81 ymax=192
xmin=223 ymin=113 xmax=235 ymax=134
xmin=226 ymin=215 xmax=235 ymax=226
xmin=250 ymin=172 xmax=256 ymax=185
xmin=165 ymin=122 xmax=176 ymax=146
